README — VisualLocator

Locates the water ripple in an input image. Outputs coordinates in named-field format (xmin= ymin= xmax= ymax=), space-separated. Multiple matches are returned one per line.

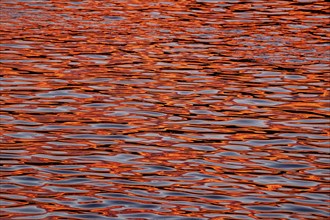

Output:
xmin=1 ymin=0 xmax=329 ymax=219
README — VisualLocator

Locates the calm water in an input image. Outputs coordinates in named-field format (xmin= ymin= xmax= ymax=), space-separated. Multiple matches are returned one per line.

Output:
xmin=1 ymin=0 xmax=329 ymax=219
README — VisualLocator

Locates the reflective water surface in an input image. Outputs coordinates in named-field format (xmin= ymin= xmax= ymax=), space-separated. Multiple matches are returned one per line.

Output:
xmin=1 ymin=0 xmax=329 ymax=219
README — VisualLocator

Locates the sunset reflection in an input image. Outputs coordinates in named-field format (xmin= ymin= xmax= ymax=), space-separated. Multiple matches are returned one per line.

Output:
xmin=1 ymin=0 xmax=329 ymax=219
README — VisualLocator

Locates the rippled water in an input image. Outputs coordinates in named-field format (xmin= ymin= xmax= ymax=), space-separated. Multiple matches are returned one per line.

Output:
xmin=1 ymin=0 xmax=329 ymax=219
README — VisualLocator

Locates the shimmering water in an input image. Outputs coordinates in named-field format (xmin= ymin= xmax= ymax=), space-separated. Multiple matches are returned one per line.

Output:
xmin=1 ymin=0 xmax=329 ymax=219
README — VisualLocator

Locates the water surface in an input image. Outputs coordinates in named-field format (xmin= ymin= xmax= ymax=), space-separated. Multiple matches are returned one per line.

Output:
xmin=1 ymin=0 xmax=329 ymax=219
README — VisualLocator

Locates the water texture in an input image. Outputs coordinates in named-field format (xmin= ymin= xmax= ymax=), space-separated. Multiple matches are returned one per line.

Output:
xmin=1 ymin=0 xmax=329 ymax=219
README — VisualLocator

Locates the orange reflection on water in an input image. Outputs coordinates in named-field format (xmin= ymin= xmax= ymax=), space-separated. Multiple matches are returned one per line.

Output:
xmin=1 ymin=0 xmax=330 ymax=219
